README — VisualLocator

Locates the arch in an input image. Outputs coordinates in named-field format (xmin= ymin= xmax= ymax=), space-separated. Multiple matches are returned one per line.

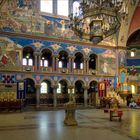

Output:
xmin=57 ymin=78 xmax=70 ymax=87
xmin=23 ymin=46 xmax=36 ymax=52
xmin=87 ymin=79 xmax=98 ymax=86
xmin=41 ymin=77 xmax=53 ymax=85
xmin=127 ymin=29 xmax=140 ymax=46
xmin=22 ymin=76 xmax=36 ymax=85
xmin=73 ymin=51 xmax=85 ymax=57
xmin=40 ymin=79 xmax=53 ymax=94
xmin=40 ymin=47 xmax=53 ymax=54
xmin=74 ymin=79 xmax=86 ymax=86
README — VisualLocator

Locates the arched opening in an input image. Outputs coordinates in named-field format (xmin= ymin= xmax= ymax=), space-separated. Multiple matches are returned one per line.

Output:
xmin=127 ymin=30 xmax=140 ymax=75
xmin=73 ymin=1 xmax=80 ymax=17
xmin=89 ymin=54 xmax=97 ymax=70
xmin=88 ymin=81 xmax=98 ymax=106
xmin=58 ymin=51 xmax=68 ymax=68
xmin=40 ymin=49 xmax=52 ymax=67
xmin=74 ymin=52 xmax=84 ymax=69
xmin=75 ymin=80 xmax=84 ymax=105
xmin=23 ymin=47 xmax=34 ymax=66
xmin=57 ymin=80 xmax=69 ymax=105
xmin=40 ymin=80 xmax=53 ymax=106
xmin=25 ymin=78 xmax=36 ymax=105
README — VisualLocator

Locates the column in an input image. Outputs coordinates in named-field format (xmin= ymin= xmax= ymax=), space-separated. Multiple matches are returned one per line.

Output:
xmin=68 ymin=56 xmax=72 ymax=73
xmin=52 ymin=55 xmax=55 ymax=72
xmin=71 ymin=57 xmax=74 ymax=73
xmin=53 ymin=0 xmax=57 ymax=15
xmin=34 ymin=52 xmax=38 ymax=71
xmin=38 ymin=54 xmax=41 ymax=71
xmin=53 ymin=85 xmax=57 ymax=107
xmin=35 ymin=84 xmax=41 ymax=108
xmin=84 ymin=86 xmax=89 ymax=107
xmin=83 ymin=59 xmax=87 ymax=74
xmin=55 ymin=56 xmax=59 ymax=71
xmin=69 ymin=0 xmax=73 ymax=15
xmin=86 ymin=58 xmax=89 ymax=74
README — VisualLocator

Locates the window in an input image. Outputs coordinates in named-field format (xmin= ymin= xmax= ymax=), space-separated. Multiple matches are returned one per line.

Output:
xmin=23 ymin=58 xmax=27 ymax=65
xmin=41 ymin=82 xmax=48 ymax=93
xmin=40 ymin=60 xmax=43 ymax=66
xmin=73 ymin=1 xmax=80 ymax=16
xmin=73 ymin=62 xmax=76 ymax=69
xmin=80 ymin=63 xmax=83 ymax=69
xmin=57 ymin=0 xmax=69 ymax=16
xmin=40 ymin=59 xmax=48 ymax=67
xmin=28 ymin=59 xmax=33 ymax=66
xmin=131 ymin=85 xmax=136 ymax=94
xmin=44 ymin=60 xmax=48 ymax=67
xmin=57 ymin=83 xmax=61 ymax=93
xmin=130 ymin=51 xmax=135 ymax=57
xmin=58 ymin=61 xmax=62 ymax=68
xmin=40 ymin=0 xmax=53 ymax=13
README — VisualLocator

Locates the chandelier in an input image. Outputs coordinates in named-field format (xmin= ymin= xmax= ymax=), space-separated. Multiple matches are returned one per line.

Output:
xmin=69 ymin=0 xmax=128 ymax=44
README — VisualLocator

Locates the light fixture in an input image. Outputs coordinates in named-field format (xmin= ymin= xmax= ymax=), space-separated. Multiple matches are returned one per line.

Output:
xmin=69 ymin=0 xmax=128 ymax=44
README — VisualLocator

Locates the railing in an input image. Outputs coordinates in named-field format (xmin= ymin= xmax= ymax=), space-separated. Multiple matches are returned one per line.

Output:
xmin=40 ymin=66 xmax=52 ymax=73
xmin=22 ymin=65 xmax=35 ymax=72
xmin=58 ymin=68 xmax=69 ymax=74
xmin=88 ymin=69 xmax=97 ymax=75
xmin=73 ymin=69 xmax=84 ymax=74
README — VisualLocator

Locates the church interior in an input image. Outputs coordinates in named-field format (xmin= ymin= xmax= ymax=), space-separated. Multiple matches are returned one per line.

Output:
xmin=0 ymin=0 xmax=140 ymax=139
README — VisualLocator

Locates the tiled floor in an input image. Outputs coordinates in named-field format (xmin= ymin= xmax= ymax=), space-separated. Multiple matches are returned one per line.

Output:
xmin=0 ymin=108 xmax=140 ymax=140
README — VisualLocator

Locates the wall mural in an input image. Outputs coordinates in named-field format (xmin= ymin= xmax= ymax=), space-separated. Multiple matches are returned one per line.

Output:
xmin=119 ymin=50 xmax=127 ymax=67
xmin=0 ymin=36 xmax=116 ymax=76
xmin=99 ymin=50 xmax=116 ymax=75
xmin=0 ymin=0 xmax=115 ymax=45
xmin=0 ymin=38 xmax=22 ymax=70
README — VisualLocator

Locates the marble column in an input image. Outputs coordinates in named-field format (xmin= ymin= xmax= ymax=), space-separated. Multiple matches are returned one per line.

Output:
xmin=84 ymin=59 xmax=87 ymax=74
xmin=86 ymin=58 xmax=89 ymax=74
xmin=38 ymin=54 xmax=41 ymax=71
xmin=53 ymin=0 xmax=57 ymax=15
xmin=71 ymin=57 xmax=75 ymax=73
xmin=33 ymin=52 xmax=38 ymax=71
xmin=53 ymin=85 xmax=58 ymax=108
xmin=84 ymin=86 xmax=89 ymax=107
xmin=35 ymin=84 xmax=41 ymax=108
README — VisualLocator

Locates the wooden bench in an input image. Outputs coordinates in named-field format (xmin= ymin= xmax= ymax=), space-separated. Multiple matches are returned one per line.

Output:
xmin=110 ymin=109 xmax=123 ymax=121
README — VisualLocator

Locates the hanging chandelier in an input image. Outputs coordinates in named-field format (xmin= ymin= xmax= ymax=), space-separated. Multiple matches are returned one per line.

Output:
xmin=69 ymin=0 xmax=128 ymax=44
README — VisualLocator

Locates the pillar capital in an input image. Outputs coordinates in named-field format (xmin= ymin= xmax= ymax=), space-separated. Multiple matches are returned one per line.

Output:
xmin=83 ymin=86 xmax=89 ymax=90
xmin=34 ymin=52 xmax=41 ymax=56
xmin=35 ymin=84 xmax=41 ymax=88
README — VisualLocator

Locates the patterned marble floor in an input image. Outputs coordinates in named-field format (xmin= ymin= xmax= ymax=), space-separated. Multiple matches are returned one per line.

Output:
xmin=0 ymin=108 xmax=140 ymax=140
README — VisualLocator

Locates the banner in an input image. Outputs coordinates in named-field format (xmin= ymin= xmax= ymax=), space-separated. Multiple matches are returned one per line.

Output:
xmin=98 ymin=81 xmax=107 ymax=97
xmin=17 ymin=80 xmax=26 ymax=99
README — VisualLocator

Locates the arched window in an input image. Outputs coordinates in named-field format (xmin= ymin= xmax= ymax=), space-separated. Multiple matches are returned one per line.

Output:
xmin=130 ymin=50 xmax=136 ymax=57
xmin=40 ymin=59 xmax=48 ymax=67
xmin=28 ymin=59 xmax=33 ymax=66
xmin=57 ymin=83 xmax=61 ymax=93
xmin=58 ymin=61 xmax=62 ymax=68
xmin=80 ymin=63 xmax=83 ymax=69
xmin=41 ymin=82 xmax=48 ymax=93
xmin=131 ymin=85 xmax=135 ymax=94
xmin=73 ymin=1 xmax=80 ymax=16
xmin=57 ymin=0 xmax=69 ymax=16
xmin=73 ymin=62 xmax=76 ymax=69
xmin=23 ymin=58 xmax=27 ymax=65
xmin=40 ymin=0 xmax=53 ymax=13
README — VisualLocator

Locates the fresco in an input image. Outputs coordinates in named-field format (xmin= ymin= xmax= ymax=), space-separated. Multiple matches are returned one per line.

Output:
xmin=99 ymin=50 xmax=116 ymax=75
xmin=118 ymin=50 xmax=127 ymax=67
xmin=0 ymin=38 xmax=22 ymax=70
xmin=0 ymin=0 xmax=115 ymax=45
